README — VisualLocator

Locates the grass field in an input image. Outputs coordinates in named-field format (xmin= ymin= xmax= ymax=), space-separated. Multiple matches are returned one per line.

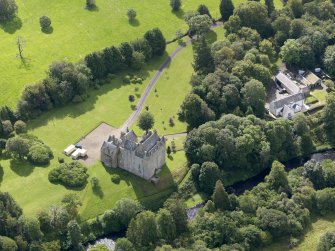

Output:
xmin=1 ymin=0 xmax=282 ymax=108
xmin=261 ymin=214 xmax=335 ymax=251
xmin=311 ymin=89 xmax=328 ymax=103
xmin=132 ymin=28 xmax=225 ymax=135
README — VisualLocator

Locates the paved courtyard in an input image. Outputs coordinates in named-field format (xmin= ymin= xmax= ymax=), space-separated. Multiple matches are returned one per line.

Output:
xmin=77 ymin=123 xmax=119 ymax=166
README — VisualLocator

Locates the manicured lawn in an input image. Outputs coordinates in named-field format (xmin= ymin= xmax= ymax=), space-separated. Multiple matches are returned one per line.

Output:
xmin=311 ymin=89 xmax=328 ymax=103
xmin=305 ymin=95 xmax=318 ymax=105
xmin=1 ymin=0 xmax=282 ymax=108
xmin=0 ymin=146 xmax=187 ymax=221
xmin=260 ymin=214 xmax=335 ymax=251
xmin=132 ymin=27 xmax=225 ymax=135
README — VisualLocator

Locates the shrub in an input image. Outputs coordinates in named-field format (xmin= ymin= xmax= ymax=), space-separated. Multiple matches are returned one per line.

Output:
xmin=131 ymin=51 xmax=145 ymax=70
xmin=123 ymin=75 xmax=131 ymax=84
xmin=127 ymin=8 xmax=137 ymax=21
xmin=86 ymin=0 xmax=96 ymax=9
xmin=58 ymin=157 xmax=64 ymax=163
xmin=28 ymin=143 xmax=53 ymax=165
xmin=170 ymin=0 xmax=182 ymax=11
xmin=111 ymin=174 xmax=121 ymax=184
xmin=128 ymin=95 xmax=135 ymax=102
xmin=39 ymin=16 xmax=51 ymax=31
xmin=48 ymin=161 xmax=89 ymax=188
xmin=14 ymin=120 xmax=27 ymax=134
xmin=0 ymin=236 xmax=18 ymax=251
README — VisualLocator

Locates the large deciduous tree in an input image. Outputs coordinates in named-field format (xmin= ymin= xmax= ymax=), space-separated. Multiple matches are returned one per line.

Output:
xmin=241 ymin=79 xmax=266 ymax=118
xmin=144 ymin=28 xmax=166 ymax=56
xmin=137 ymin=111 xmax=155 ymax=133
xmin=0 ymin=0 xmax=18 ymax=21
xmin=324 ymin=45 xmax=335 ymax=76
xmin=193 ymin=37 xmax=214 ymax=74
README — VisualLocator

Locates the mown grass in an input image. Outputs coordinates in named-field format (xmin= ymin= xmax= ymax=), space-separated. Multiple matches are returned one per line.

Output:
xmin=132 ymin=27 xmax=225 ymax=135
xmin=1 ymin=0 xmax=282 ymax=108
xmin=311 ymin=89 xmax=328 ymax=103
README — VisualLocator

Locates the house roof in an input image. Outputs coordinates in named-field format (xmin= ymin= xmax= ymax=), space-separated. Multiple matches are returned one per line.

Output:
xmin=300 ymin=71 xmax=321 ymax=86
xmin=271 ymin=93 xmax=305 ymax=110
xmin=275 ymin=72 xmax=300 ymax=94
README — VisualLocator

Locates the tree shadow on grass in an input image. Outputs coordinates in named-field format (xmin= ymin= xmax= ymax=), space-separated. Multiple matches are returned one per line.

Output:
xmin=128 ymin=19 xmax=140 ymax=27
xmin=0 ymin=165 xmax=4 ymax=185
xmin=92 ymin=185 xmax=104 ymax=198
xmin=171 ymin=9 xmax=185 ymax=19
xmin=27 ymin=50 xmax=170 ymax=130
xmin=206 ymin=30 xmax=218 ymax=44
xmin=18 ymin=57 xmax=32 ymax=70
xmin=86 ymin=5 xmax=99 ymax=12
xmin=10 ymin=159 xmax=34 ymax=177
xmin=0 ymin=16 xmax=22 ymax=34
xmin=41 ymin=26 xmax=54 ymax=34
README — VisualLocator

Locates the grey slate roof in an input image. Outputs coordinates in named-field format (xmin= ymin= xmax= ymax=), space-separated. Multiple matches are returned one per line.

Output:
xmin=276 ymin=72 xmax=300 ymax=94
xmin=271 ymin=93 xmax=305 ymax=110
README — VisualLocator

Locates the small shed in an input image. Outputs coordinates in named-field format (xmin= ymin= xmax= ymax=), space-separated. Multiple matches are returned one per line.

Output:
xmin=80 ymin=149 xmax=87 ymax=157
xmin=64 ymin=145 xmax=76 ymax=156
xmin=71 ymin=149 xmax=82 ymax=160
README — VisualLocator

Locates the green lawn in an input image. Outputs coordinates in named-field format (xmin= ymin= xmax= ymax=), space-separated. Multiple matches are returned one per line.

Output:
xmin=311 ymin=89 xmax=328 ymax=103
xmin=132 ymin=27 xmax=225 ymax=135
xmin=0 ymin=146 xmax=187 ymax=221
xmin=1 ymin=0 xmax=282 ymax=108
xmin=260 ymin=214 xmax=335 ymax=251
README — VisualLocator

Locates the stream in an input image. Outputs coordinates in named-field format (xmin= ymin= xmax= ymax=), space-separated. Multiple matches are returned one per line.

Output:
xmin=87 ymin=149 xmax=335 ymax=250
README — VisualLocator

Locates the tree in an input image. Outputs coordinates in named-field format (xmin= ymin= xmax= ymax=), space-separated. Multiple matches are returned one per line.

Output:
xmin=137 ymin=111 xmax=155 ymax=133
xmin=257 ymin=207 xmax=289 ymax=237
xmin=19 ymin=216 xmax=43 ymax=242
xmin=179 ymin=93 xmax=215 ymax=128
xmin=241 ymin=79 xmax=266 ymax=117
xmin=86 ymin=0 xmax=96 ymax=9
xmin=164 ymin=198 xmax=188 ymax=234
xmin=85 ymin=52 xmax=106 ymax=80
xmin=2 ymin=120 xmax=13 ymax=137
xmin=235 ymin=1 xmax=270 ymax=36
xmin=62 ymin=193 xmax=82 ymax=219
xmin=289 ymin=0 xmax=303 ymax=18
xmin=16 ymin=36 xmax=25 ymax=59
xmin=126 ymin=211 xmax=158 ymax=247
xmin=66 ymin=220 xmax=84 ymax=250
xmin=324 ymin=45 xmax=335 ymax=76
xmin=102 ymin=46 xmax=123 ymax=74
xmin=265 ymin=0 xmax=275 ymax=16
xmin=144 ymin=28 xmax=166 ymax=56
xmin=186 ymin=14 xmax=212 ymax=36
xmin=220 ymin=0 xmax=234 ymax=21
xmin=199 ymin=162 xmax=221 ymax=194
xmin=265 ymin=161 xmax=291 ymax=194
xmin=197 ymin=4 xmax=211 ymax=18
xmin=0 ymin=0 xmax=17 ymax=21
xmin=280 ymin=39 xmax=302 ymax=66
xmin=323 ymin=93 xmax=335 ymax=140
xmin=131 ymin=51 xmax=145 ymax=70
xmin=170 ymin=0 xmax=181 ymax=11
xmin=115 ymin=238 xmax=135 ymax=251
xmin=113 ymin=198 xmax=143 ymax=230
xmin=39 ymin=16 xmax=51 ymax=32
xmin=317 ymin=230 xmax=335 ymax=251
xmin=156 ymin=209 xmax=176 ymax=242
xmin=0 ymin=236 xmax=18 ymax=251
xmin=6 ymin=136 xmax=30 ymax=159
xmin=302 ymin=160 xmax=324 ymax=189
xmin=212 ymin=180 xmax=230 ymax=210
xmin=166 ymin=146 xmax=172 ymax=156
xmin=131 ymin=38 xmax=152 ymax=61
xmin=193 ymin=37 xmax=214 ymax=74
xmin=0 ymin=106 xmax=16 ymax=122
xmin=127 ymin=9 xmax=137 ymax=21
xmin=119 ymin=42 xmax=133 ymax=67
xmin=14 ymin=120 xmax=26 ymax=134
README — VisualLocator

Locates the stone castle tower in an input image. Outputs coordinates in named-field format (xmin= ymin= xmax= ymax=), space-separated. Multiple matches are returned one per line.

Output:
xmin=100 ymin=130 xmax=166 ymax=181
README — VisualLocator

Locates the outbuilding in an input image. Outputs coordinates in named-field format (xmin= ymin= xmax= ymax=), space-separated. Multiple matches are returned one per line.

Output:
xmin=64 ymin=145 xmax=76 ymax=156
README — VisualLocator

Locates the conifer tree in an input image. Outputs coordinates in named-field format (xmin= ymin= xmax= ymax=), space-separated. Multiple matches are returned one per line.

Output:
xmin=265 ymin=0 xmax=275 ymax=16
xmin=212 ymin=180 xmax=230 ymax=211
xmin=220 ymin=0 xmax=234 ymax=21
xmin=193 ymin=37 xmax=214 ymax=74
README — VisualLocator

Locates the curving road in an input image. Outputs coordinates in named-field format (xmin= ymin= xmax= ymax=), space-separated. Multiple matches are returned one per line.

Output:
xmin=120 ymin=22 xmax=223 ymax=132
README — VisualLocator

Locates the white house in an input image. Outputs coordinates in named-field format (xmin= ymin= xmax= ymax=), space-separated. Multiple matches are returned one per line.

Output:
xmin=269 ymin=93 xmax=305 ymax=119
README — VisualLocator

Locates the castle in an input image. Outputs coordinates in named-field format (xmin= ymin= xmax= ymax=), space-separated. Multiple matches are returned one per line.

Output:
xmin=100 ymin=130 xmax=166 ymax=182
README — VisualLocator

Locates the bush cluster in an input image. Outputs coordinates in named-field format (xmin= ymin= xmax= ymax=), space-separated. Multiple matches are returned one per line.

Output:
xmin=48 ymin=161 xmax=89 ymax=188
